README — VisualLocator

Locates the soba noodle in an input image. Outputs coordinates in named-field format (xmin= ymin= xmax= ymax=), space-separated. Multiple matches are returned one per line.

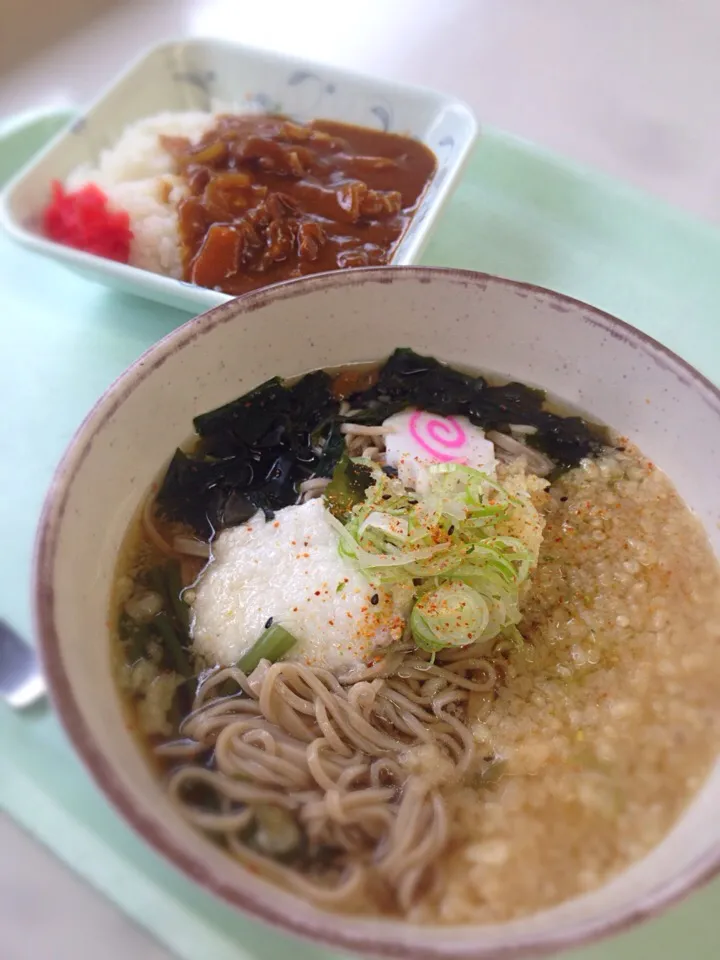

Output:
xmin=159 ymin=642 xmax=498 ymax=912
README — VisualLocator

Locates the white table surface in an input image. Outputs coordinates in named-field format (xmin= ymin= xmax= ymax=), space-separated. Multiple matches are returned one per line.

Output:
xmin=1 ymin=1 xmax=719 ymax=957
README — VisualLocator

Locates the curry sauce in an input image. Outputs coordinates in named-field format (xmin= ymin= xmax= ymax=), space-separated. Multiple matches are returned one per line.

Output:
xmin=162 ymin=115 xmax=437 ymax=295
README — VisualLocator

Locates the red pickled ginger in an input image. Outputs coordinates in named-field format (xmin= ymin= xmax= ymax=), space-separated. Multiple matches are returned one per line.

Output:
xmin=42 ymin=180 xmax=133 ymax=263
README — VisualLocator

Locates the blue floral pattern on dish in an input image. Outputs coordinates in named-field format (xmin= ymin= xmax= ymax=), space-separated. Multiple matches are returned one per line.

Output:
xmin=172 ymin=70 xmax=217 ymax=110
xmin=287 ymin=71 xmax=335 ymax=94
xmin=370 ymin=103 xmax=393 ymax=132
xmin=246 ymin=92 xmax=283 ymax=115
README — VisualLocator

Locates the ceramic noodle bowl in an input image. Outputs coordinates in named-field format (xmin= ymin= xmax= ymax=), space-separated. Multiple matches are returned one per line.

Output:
xmin=34 ymin=267 xmax=720 ymax=959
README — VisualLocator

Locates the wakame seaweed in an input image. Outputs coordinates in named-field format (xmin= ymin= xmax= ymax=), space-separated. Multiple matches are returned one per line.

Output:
xmin=155 ymin=349 xmax=607 ymax=537
xmin=156 ymin=372 xmax=341 ymax=536
xmin=346 ymin=349 xmax=606 ymax=467
xmin=324 ymin=453 xmax=375 ymax=521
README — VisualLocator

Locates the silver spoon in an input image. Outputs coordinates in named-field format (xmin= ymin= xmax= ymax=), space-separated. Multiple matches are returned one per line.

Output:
xmin=0 ymin=619 xmax=46 ymax=708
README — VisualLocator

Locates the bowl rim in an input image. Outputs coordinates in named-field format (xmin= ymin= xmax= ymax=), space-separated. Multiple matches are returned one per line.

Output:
xmin=32 ymin=265 xmax=720 ymax=960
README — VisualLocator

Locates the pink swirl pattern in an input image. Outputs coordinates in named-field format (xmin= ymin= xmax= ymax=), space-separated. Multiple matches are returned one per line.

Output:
xmin=408 ymin=411 xmax=469 ymax=463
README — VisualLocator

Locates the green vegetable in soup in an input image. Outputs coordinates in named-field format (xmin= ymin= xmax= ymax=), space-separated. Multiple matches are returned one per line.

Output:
xmin=251 ymin=805 xmax=303 ymax=859
xmin=153 ymin=611 xmax=192 ymax=677
xmin=118 ymin=612 xmax=153 ymax=664
xmin=238 ymin=624 xmax=298 ymax=675
xmin=165 ymin=559 xmax=190 ymax=632
xmin=147 ymin=561 xmax=190 ymax=633
xmin=323 ymin=452 xmax=374 ymax=521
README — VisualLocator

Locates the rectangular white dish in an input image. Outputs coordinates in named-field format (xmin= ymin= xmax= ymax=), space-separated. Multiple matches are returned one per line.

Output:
xmin=0 ymin=38 xmax=478 ymax=312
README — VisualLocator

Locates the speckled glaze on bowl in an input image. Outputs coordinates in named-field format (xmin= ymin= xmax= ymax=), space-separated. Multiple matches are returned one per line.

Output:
xmin=34 ymin=267 xmax=720 ymax=960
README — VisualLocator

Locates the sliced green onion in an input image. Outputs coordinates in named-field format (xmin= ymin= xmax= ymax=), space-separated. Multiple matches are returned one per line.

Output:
xmin=238 ymin=624 xmax=298 ymax=675
xmin=411 ymin=581 xmax=490 ymax=653
xmin=333 ymin=459 xmax=537 ymax=656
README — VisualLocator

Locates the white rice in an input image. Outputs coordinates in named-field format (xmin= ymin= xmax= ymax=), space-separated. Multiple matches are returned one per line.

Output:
xmin=66 ymin=109 xmax=243 ymax=278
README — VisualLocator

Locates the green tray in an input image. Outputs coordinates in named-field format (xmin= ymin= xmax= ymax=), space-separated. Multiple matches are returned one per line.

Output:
xmin=2 ymin=108 xmax=719 ymax=960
